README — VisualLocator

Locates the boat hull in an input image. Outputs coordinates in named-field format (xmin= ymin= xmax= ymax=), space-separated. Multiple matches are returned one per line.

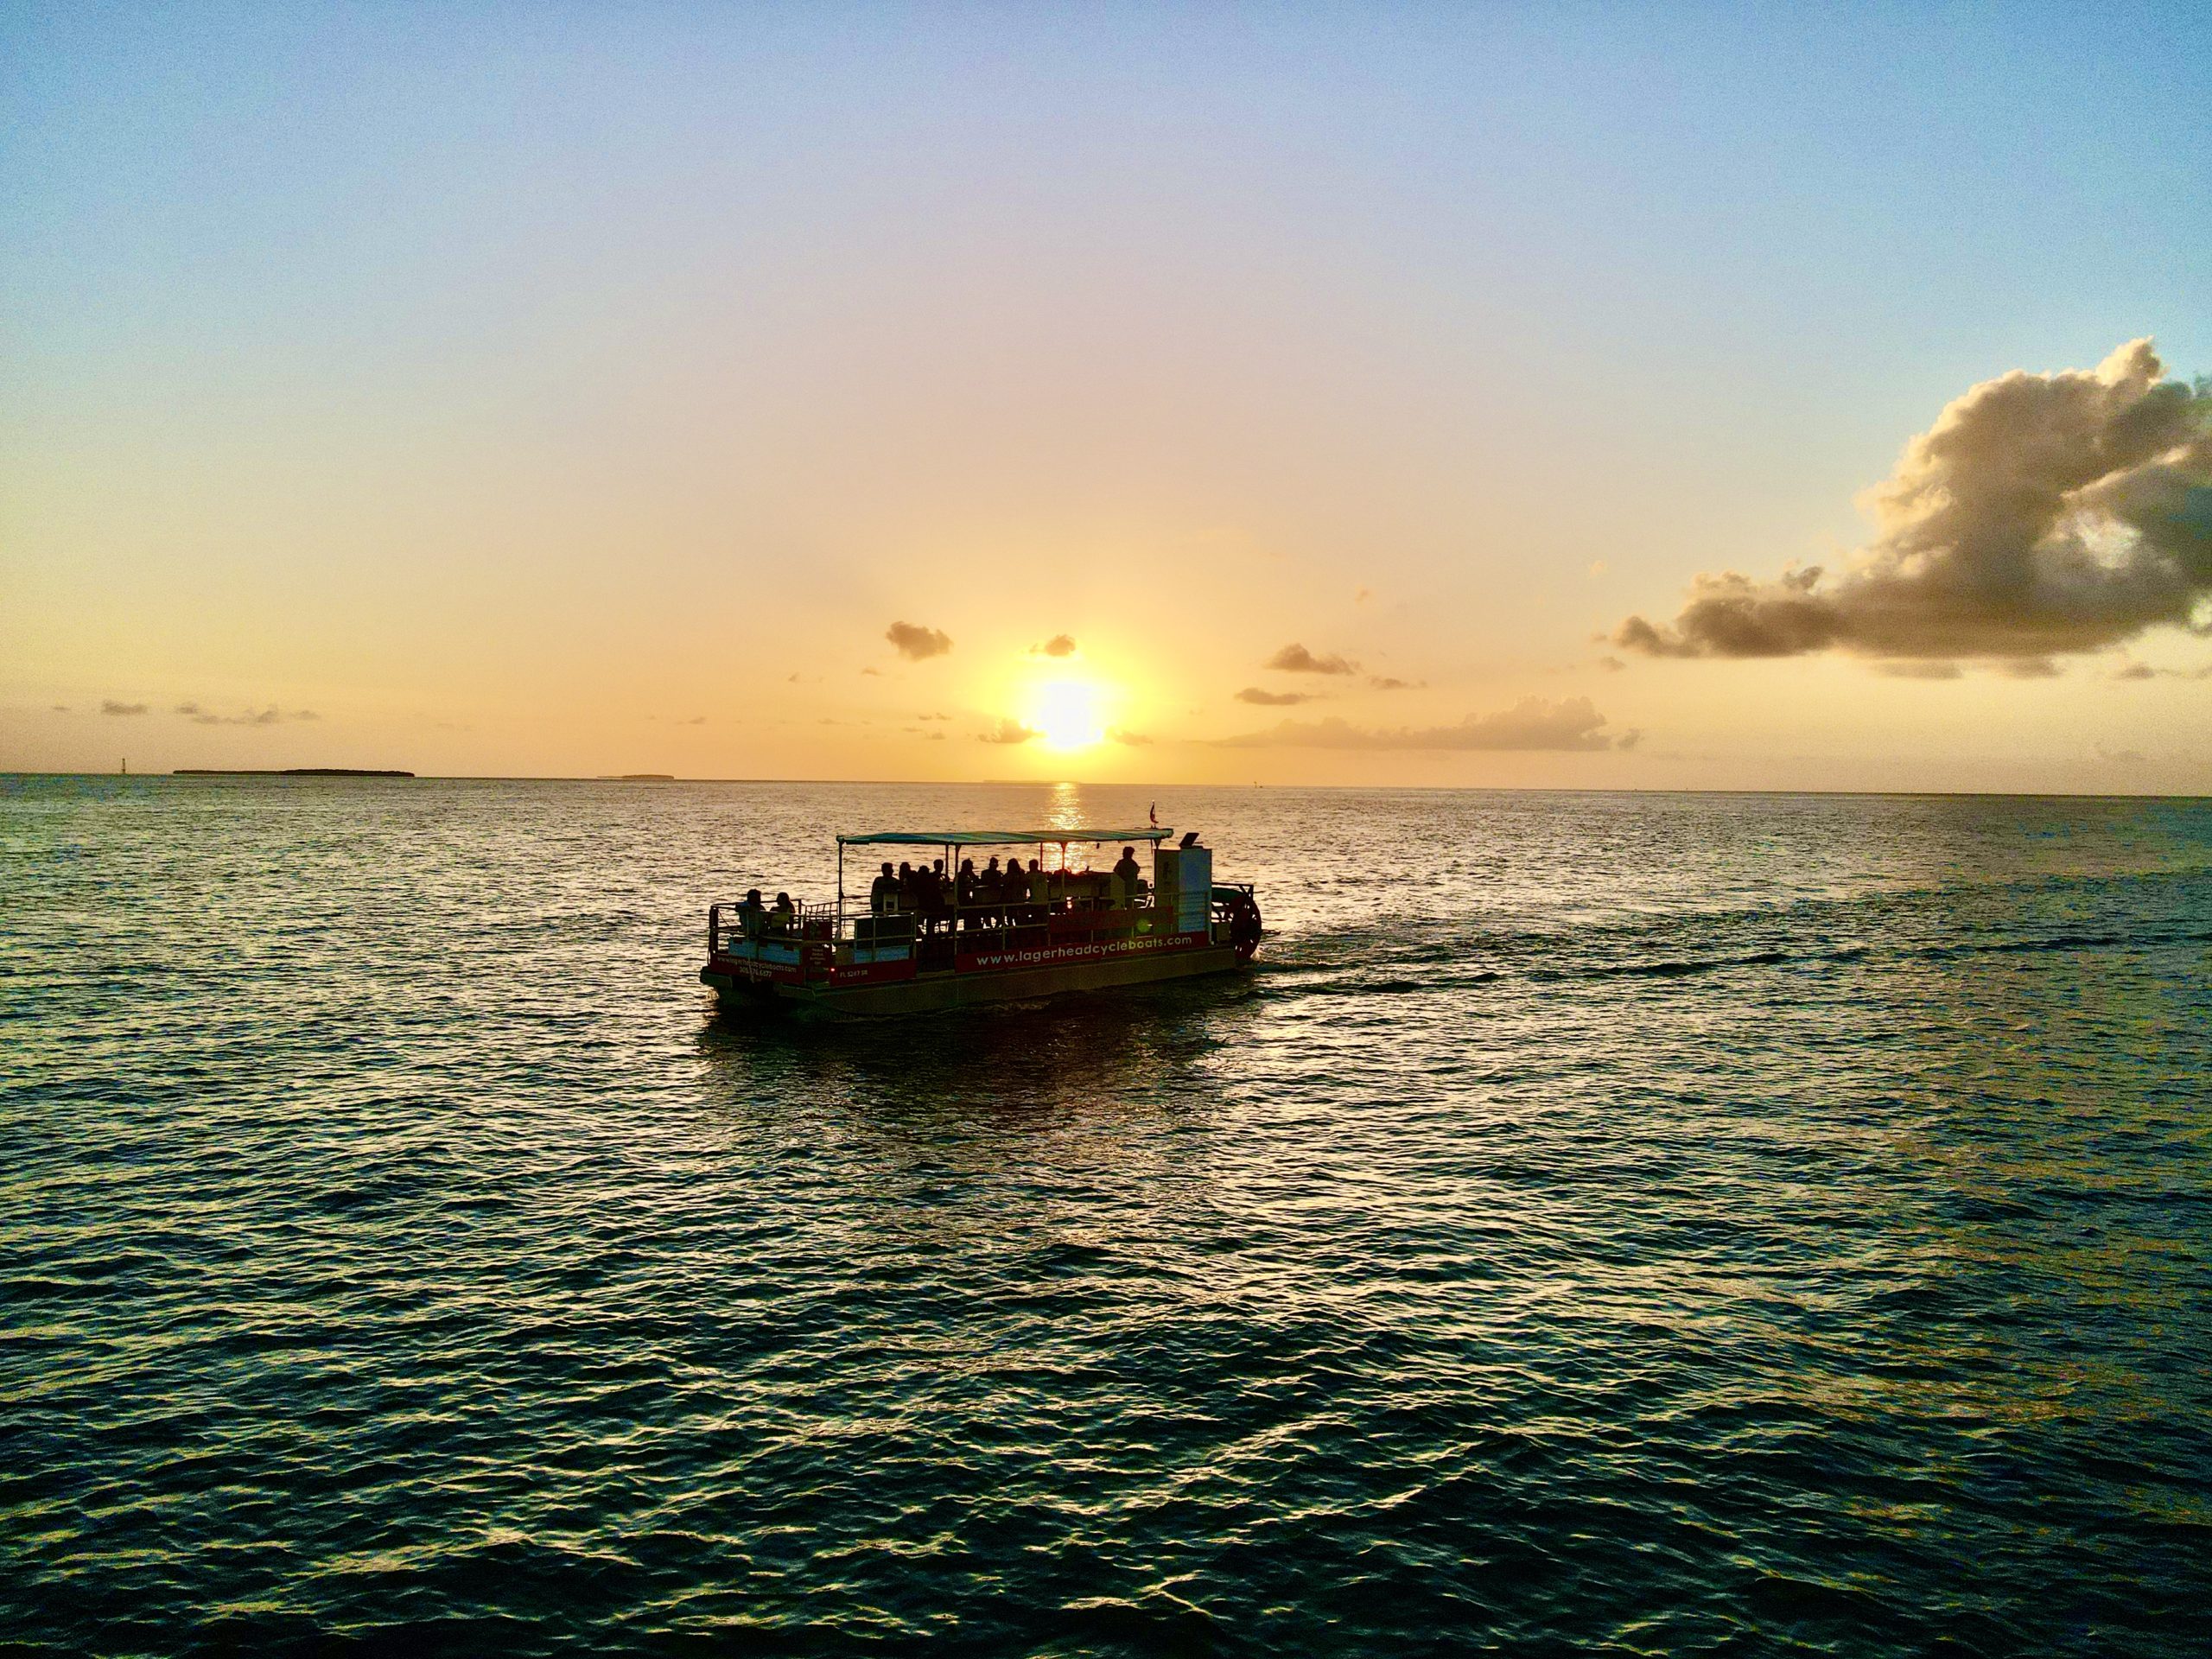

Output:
xmin=702 ymin=938 xmax=1247 ymax=1018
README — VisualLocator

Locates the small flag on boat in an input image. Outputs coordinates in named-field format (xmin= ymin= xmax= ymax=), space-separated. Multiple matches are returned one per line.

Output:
xmin=1149 ymin=802 xmax=1158 ymax=826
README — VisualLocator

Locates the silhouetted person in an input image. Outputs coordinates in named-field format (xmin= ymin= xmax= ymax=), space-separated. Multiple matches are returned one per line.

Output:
xmin=1114 ymin=845 xmax=1141 ymax=900
xmin=871 ymin=861 xmax=898 ymax=914
xmin=769 ymin=891 xmax=796 ymax=933
xmin=736 ymin=888 xmax=766 ymax=939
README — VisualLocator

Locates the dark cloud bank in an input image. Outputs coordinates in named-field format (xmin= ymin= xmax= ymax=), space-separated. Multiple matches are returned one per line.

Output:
xmin=1221 ymin=696 xmax=1630 ymax=752
xmin=1615 ymin=340 xmax=2212 ymax=667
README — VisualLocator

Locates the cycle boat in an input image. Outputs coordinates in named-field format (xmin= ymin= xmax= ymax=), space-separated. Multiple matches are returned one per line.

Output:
xmin=702 ymin=824 xmax=1262 ymax=1017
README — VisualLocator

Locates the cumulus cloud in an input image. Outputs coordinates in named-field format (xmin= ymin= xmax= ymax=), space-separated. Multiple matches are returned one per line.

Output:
xmin=1367 ymin=675 xmax=1423 ymax=690
xmin=1614 ymin=340 xmax=2212 ymax=665
xmin=1219 ymin=695 xmax=1625 ymax=751
xmin=1032 ymin=634 xmax=1077 ymax=658
xmin=1236 ymin=686 xmax=1317 ymax=706
xmin=886 ymin=620 xmax=952 ymax=660
xmin=1265 ymin=643 xmax=1360 ymax=675
xmin=101 ymin=699 xmax=149 ymax=715
xmin=978 ymin=718 xmax=1039 ymax=745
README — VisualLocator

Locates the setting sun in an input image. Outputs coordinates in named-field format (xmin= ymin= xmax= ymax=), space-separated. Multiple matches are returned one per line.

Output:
xmin=1025 ymin=676 xmax=1109 ymax=752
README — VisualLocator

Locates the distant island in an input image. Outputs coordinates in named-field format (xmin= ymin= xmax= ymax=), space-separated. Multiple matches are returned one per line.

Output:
xmin=600 ymin=773 xmax=676 ymax=781
xmin=175 ymin=768 xmax=416 ymax=778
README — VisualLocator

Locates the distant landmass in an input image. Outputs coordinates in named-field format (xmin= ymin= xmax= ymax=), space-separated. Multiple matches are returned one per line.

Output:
xmin=175 ymin=768 xmax=415 ymax=778
xmin=601 ymin=773 xmax=676 ymax=781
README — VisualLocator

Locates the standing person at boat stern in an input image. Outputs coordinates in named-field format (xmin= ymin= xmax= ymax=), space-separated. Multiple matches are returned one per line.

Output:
xmin=1113 ymin=846 xmax=1142 ymax=889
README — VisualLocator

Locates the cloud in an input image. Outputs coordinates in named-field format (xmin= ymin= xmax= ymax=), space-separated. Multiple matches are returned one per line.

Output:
xmin=1236 ymin=686 xmax=1318 ymax=705
xmin=918 ymin=711 xmax=951 ymax=721
xmin=1999 ymin=658 xmax=2062 ymax=679
xmin=683 ymin=715 xmax=707 ymax=725
xmin=2112 ymin=661 xmax=2212 ymax=680
xmin=886 ymin=620 xmax=952 ymax=660
xmin=1597 ymin=656 xmax=1625 ymax=673
xmin=51 ymin=704 xmax=70 ymax=712
xmin=1265 ymin=642 xmax=1360 ymax=675
xmin=1108 ymin=727 xmax=1154 ymax=745
xmin=861 ymin=667 xmax=882 ymax=677
xmin=174 ymin=702 xmax=319 ymax=726
xmin=1875 ymin=660 xmax=1962 ymax=680
xmin=1219 ymin=695 xmax=1625 ymax=751
xmin=1367 ymin=675 xmax=1423 ymax=690
xmin=978 ymin=717 xmax=1039 ymax=745
xmin=101 ymin=700 xmax=149 ymax=715
xmin=1032 ymin=633 xmax=1077 ymax=658
xmin=1614 ymin=340 xmax=2212 ymax=665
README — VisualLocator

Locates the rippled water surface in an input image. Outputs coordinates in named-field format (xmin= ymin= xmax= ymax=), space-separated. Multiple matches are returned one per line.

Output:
xmin=5 ymin=777 xmax=2210 ymax=1655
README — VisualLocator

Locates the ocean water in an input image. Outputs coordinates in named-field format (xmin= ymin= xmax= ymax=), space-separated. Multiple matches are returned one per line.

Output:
xmin=4 ymin=775 xmax=2209 ymax=1656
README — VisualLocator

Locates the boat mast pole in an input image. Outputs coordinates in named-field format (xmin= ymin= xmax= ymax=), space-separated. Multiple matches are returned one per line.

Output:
xmin=836 ymin=838 xmax=845 ymax=935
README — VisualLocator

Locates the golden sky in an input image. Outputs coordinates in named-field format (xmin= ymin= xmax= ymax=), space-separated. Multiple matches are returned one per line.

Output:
xmin=4 ymin=6 xmax=2208 ymax=791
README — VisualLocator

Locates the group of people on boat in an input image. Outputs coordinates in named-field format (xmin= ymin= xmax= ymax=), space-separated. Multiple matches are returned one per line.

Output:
xmin=866 ymin=848 xmax=1147 ymax=932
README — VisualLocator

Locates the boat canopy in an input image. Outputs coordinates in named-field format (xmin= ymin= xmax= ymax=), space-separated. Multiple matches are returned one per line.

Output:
xmin=838 ymin=826 xmax=1173 ymax=848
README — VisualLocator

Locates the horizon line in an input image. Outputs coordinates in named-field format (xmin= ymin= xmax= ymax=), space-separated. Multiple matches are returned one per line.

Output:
xmin=4 ymin=770 xmax=2209 ymax=803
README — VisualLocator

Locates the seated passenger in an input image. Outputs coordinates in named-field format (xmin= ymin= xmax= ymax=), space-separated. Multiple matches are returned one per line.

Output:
xmin=870 ymin=861 xmax=899 ymax=914
xmin=768 ymin=891 xmax=797 ymax=932
xmin=1027 ymin=858 xmax=1050 ymax=908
